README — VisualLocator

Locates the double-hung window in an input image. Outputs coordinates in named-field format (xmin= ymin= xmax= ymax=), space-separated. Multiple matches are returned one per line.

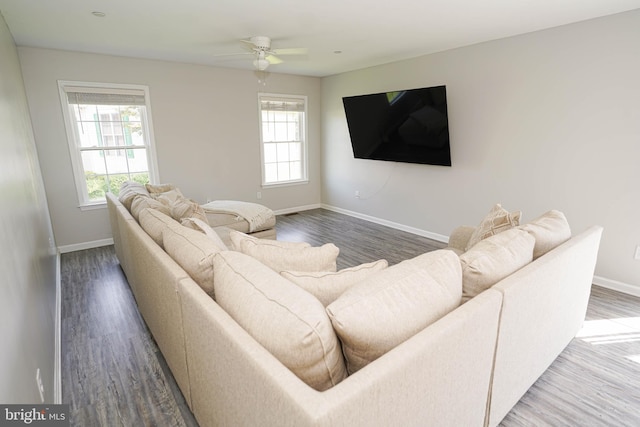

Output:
xmin=58 ymin=81 xmax=159 ymax=208
xmin=258 ymin=93 xmax=308 ymax=186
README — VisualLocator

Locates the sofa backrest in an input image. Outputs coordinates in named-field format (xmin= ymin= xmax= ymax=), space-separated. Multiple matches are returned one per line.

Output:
xmin=179 ymin=273 xmax=503 ymax=427
xmin=121 ymin=215 xmax=195 ymax=408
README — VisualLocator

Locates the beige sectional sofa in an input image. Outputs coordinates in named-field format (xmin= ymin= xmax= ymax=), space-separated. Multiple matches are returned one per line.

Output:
xmin=106 ymin=191 xmax=602 ymax=427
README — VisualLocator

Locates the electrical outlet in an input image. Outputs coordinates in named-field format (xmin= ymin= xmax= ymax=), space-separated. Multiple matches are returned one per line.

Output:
xmin=257 ymin=191 xmax=262 ymax=200
xmin=635 ymin=245 xmax=640 ymax=260
xmin=36 ymin=368 xmax=45 ymax=403
xmin=355 ymin=190 xmax=360 ymax=199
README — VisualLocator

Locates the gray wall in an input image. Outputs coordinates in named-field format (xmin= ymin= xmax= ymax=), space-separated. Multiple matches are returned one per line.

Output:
xmin=0 ymin=13 xmax=58 ymax=403
xmin=18 ymin=48 xmax=323 ymax=250
xmin=321 ymin=10 xmax=640 ymax=292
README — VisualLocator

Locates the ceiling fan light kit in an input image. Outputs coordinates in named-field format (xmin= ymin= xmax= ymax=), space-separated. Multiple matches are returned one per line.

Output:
xmin=254 ymin=58 xmax=270 ymax=71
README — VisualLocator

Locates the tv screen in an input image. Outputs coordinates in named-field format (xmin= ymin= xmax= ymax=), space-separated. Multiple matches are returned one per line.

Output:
xmin=342 ymin=85 xmax=451 ymax=166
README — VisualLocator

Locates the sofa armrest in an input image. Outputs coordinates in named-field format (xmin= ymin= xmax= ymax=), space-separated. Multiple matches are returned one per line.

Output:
xmin=448 ymin=225 xmax=476 ymax=253
xmin=487 ymin=225 xmax=603 ymax=426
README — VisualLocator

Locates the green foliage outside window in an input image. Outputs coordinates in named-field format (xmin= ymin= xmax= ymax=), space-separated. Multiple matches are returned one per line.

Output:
xmin=85 ymin=171 xmax=149 ymax=201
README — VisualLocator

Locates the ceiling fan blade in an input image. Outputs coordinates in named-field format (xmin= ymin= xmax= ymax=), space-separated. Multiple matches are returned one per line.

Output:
xmin=239 ymin=38 xmax=255 ymax=47
xmin=272 ymin=47 xmax=308 ymax=56
xmin=266 ymin=54 xmax=283 ymax=65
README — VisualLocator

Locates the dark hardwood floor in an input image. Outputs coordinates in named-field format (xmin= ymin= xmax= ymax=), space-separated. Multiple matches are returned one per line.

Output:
xmin=61 ymin=244 xmax=198 ymax=426
xmin=61 ymin=208 xmax=640 ymax=426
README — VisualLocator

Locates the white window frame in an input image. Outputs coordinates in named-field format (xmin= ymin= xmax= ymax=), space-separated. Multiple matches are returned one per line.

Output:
xmin=258 ymin=93 xmax=308 ymax=187
xmin=58 ymin=81 xmax=160 ymax=209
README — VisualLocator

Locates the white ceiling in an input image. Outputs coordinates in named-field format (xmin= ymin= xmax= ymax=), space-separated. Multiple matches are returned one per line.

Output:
xmin=1 ymin=0 xmax=640 ymax=77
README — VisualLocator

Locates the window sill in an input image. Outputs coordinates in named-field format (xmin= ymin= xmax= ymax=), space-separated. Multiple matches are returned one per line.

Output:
xmin=78 ymin=202 xmax=107 ymax=211
xmin=262 ymin=179 xmax=309 ymax=189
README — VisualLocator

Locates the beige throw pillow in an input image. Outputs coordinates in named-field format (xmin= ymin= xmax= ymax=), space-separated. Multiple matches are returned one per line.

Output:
xmin=230 ymin=230 xmax=338 ymax=273
xmin=181 ymin=217 xmax=228 ymax=251
xmin=519 ymin=210 xmax=571 ymax=259
xmin=118 ymin=181 xmax=150 ymax=211
xmin=228 ymin=230 xmax=310 ymax=252
xmin=465 ymin=204 xmax=522 ymax=251
xmin=130 ymin=195 xmax=171 ymax=221
xmin=161 ymin=222 xmax=222 ymax=297
xmin=154 ymin=189 xmax=183 ymax=205
xmin=242 ymin=242 xmax=339 ymax=273
xmin=281 ymin=259 xmax=389 ymax=307
xmin=213 ymin=251 xmax=348 ymax=391
xmin=170 ymin=197 xmax=209 ymax=224
xmin=145 ymin=183 xmax=178 ymax=194
xmin=326 ymin=250 xmax=462 ymax=374
xmin=139 ymin=208 xmax=179 ymax=248
xmin=460 ymin=228 xmax=535 ymax=302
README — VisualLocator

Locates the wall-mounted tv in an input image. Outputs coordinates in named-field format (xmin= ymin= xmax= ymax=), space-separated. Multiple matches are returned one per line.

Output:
xmin=342 ymin=85 xmax=451 ymax=166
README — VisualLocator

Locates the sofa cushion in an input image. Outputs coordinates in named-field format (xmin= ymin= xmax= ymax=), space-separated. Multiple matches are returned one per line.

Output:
xmin=145 ymin=183 xmax=179 ymax=194
xmin=466 ymin=204 xmax=522 ymax=251
xmin=281 ymin=260 xmax=389 ymax=307
xmin=213 ymin=250 xmax=348 ymax=391
xmin=162 ymin=222 xmax=222 ymax=297
xmin=244 ymin=242 xmax=339 ymax=273
xmin=139 ymin=208 xmax=180 ymax=248
xmin=519 ymin=210 xmax=571 ymax=259
xmin=118 ymin=181 xmax=150 ymax=211
xmin=460 ymin=228 xmax=535 ymax=302
xmin=326 ymin=250 xmax=462 ymax=374
xmin=228 ymin=229 xmax=310 ymax=251
xmin=153 ymin=189 xmax=183 ymax=205
xmin=181 ymin=217 xmax=228 ymax=251
xmin=230 ymin=230 xmax=338 ymax=273
xmin=168 ymin=197 xmax=209 ymax=224
xmin=130 ymin=194 xmax=171 ymax=221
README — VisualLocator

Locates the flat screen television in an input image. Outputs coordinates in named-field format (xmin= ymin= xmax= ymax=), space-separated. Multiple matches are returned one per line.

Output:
xmin=342 ymin=85 xmax=451 ymax=166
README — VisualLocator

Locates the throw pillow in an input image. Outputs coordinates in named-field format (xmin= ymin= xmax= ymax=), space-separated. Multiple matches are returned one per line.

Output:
xmin=213 ymin=250 xmax=348 ymax=391
xmin=326 ymin=250 xmax=462 ymax=374
xmin=181 ymin=217 xmax=228 ymax=251
xmin=281 ymin=259 xmax=389 ymax=307
xmin=145 ymin=183 xmax=178 ymax=194
xmin=170 ymin=197 xmax=209 ymax=224
xmin=118 ymin=181 xmax=150 ymax=211
xmin=519 ymin=210 xmax=571 ymax=259
xmin=228 ymin=229 xmax=310 ymax=252
xmin=139 ymin=208 xmax=179 ymax=248
xmin=465 ymin=204 xmax=522 ymax=251
xmin=240 ymin=240 xmax=340 ymax=273
xmin=161 ymin=221 xmax=223 ymax=297
xmin=130 ymin=194 xmax=171 ymax=221
xmin=460 ymin=228 xmax=535 ymax=303
xmin=153 ymin=189 xmax=183 ymax=205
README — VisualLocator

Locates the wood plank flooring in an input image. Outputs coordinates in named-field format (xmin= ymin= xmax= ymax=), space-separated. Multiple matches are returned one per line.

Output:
xmin=61 ymin=208 xmax=640 ymax=426
xmin=61 ymin=244 xmax=198 ymax=426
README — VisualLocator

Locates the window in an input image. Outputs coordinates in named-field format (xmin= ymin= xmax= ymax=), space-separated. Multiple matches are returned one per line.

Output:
xmin=58 ymin=81 xmax=159 ymax=208
xmin=258 ymin=93 xmax=308 ymax=186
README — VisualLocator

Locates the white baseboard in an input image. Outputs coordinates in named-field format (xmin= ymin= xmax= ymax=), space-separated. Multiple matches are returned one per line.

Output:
xmin=58 ymin=238 xmax=114 ymax=254
xmin=274 ymin=203 xmax=322 ymax=216
xmin=54 ymin=250 xmax=61 ymax=404
xmin=593 ymin=275 xmax=640 ymax=298
xmin=321 ymin=204 xmax=450 ymax=243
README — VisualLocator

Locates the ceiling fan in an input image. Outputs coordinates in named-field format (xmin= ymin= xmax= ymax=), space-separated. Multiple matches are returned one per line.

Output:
xmin=218 ymin=36 xmax=308 ymax=71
